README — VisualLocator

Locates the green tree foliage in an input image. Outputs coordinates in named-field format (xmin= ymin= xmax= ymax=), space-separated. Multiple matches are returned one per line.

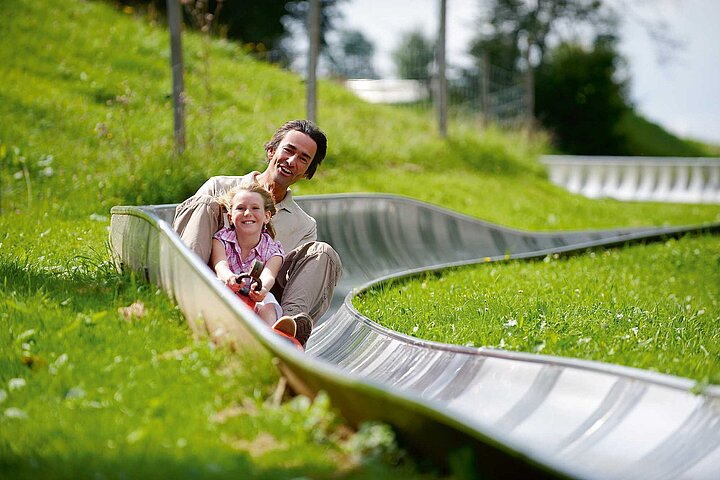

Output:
xmin=535 ymin=38 xmax=629 ymax=154
xmin=469 ymin=0 xmax=614 ymax=73
xmin=116 ymin=1 xmax=287 ymax=47
xmin=214 ymin=0 xmax=288 ymax=49
xmin=114 ymin=0 xmax=346 ymax=56
xmin=286 ymin=0 xmax=347 ymax=50
xmin=468 ymin=0 xmax=617 ymax=124
xmin=326 ymin=29 xmax=377 ymax=78
xmin=391 ymin=29 xmax=434 ymax=81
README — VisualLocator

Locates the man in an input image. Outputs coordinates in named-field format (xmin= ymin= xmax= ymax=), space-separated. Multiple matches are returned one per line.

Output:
xmin=172 ymin=120 xmax=342 ymax=347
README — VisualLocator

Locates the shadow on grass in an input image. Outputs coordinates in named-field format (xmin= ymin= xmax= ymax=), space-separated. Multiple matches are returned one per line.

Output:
xmin=0 ymin=248 xmax=128 ymax=309
xmin=0 ymin=452 xmax=379 ymax=480
xmin=0 ymin=432 xmax=445 ymax=480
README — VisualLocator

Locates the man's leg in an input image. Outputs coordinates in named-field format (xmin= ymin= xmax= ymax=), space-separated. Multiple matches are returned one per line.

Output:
xmin=172 ymin=194 xmax=222 ymax=264
xmin=272 ymin=241 xmax=343 ymax=322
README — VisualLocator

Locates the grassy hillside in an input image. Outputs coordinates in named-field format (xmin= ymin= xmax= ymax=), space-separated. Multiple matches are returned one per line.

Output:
xmin=617 ymin=109 xmax=719 ymax=157
xmin=2 ymin=1 xmax=719 ymax=229
xmin=1 ymin=1 xmax=719 ymax=479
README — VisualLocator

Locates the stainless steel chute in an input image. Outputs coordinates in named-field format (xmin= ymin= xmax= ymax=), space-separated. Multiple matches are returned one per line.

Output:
xmin=110 ymin=193 xmax=720 ymax=479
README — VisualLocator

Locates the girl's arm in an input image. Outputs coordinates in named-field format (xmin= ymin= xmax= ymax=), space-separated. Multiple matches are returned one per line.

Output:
xmin=210 ymin=238 xmax=240 ymax=292
xmin=248 ymin=254 xmax=283 ymax=302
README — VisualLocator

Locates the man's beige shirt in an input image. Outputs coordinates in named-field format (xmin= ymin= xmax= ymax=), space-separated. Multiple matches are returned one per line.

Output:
xmin=195 ymin=172 xmax=317 ymax=251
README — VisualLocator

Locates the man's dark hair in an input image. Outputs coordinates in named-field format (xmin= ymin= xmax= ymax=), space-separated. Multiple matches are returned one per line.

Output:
xmin=264 ymin=119 xmax=327 ymax=179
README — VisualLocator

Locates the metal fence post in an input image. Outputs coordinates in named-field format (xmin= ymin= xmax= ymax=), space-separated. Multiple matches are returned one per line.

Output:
xmin=436 ymin=0 xmax=447 ymax=137
xmin=306 ymin=0 xmax=320 ymax=124
xmin=167 ymin=0 xmax=185 ymax=154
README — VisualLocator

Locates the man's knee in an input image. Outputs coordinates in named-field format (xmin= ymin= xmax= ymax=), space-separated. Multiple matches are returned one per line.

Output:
xmin=173 ymin=194 xmax=220 ymax=226
xmin=304 ymin=241 xmax=342 ymax=277
xmin=173 ymin=194 xmax=222 ymax=263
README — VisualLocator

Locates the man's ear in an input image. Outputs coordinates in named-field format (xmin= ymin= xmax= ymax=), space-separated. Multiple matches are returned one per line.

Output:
xmin=266 ymin=147 xmax=274 ymax=161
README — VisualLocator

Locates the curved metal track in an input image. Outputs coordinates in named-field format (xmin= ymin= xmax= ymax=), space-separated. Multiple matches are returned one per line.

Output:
xmin=110 ymin=193 xmax=720 ymax=479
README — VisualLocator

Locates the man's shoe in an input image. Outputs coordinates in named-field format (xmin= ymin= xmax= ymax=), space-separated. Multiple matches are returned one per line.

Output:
xmin=293 ymin=313 xmax=313 ymax=347
xmin=272 ymin=316 xmax=296 ymax=338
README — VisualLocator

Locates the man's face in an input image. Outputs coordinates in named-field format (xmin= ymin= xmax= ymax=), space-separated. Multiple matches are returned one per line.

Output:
xmin=266 ymin=130 xmax=317 ymax=188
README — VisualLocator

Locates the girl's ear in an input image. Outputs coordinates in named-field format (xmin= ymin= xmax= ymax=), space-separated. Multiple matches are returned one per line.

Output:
xmin=225 ymin=212 xmax=232 ymax=229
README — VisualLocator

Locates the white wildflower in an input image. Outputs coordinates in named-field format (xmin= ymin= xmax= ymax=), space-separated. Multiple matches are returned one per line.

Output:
xmin=65 ymin=387 xmax=86 ymax=399
xmin=8 ymin=378 xmax=26 ymax=391
xmin=4 ymin=408 xmax=27 ymax=419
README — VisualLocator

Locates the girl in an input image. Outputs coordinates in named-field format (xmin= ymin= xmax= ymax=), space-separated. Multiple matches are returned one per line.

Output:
xmin=210 ymin=183 xmax=287 ymax=328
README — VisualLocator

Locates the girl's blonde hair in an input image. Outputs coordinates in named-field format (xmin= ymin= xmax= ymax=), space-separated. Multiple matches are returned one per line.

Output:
xmin=218 ymin=182 xmax=277 ymax=239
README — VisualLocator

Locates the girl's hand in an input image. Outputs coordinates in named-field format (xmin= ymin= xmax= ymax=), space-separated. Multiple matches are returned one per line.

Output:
xmin=248 ymin=287 xmax=267 ymax=302
xmin=224 ymin=276 xmax=241 ymax=292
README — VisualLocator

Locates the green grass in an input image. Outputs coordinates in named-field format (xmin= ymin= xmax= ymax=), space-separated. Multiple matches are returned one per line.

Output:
xmin=0 ymin=221 xmax=429 ymax=478
xmin=355 ymin=234 xmax=720 ymax=385
xmin=617 ymin=110 xmax=719 ymax=157
xmin=1 ymin=0 xmax=719 ymax=478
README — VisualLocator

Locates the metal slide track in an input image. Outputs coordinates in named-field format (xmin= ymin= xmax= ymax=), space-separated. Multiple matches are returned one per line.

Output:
xmin=110 ymin=194 xmax=720 ymax=479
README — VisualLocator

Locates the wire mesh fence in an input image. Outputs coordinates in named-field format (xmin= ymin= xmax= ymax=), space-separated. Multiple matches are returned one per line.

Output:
xmin=334 ymin=57 xmax=530 ymax=130
xmin=255 ymin=36 xmax=531 ymax=132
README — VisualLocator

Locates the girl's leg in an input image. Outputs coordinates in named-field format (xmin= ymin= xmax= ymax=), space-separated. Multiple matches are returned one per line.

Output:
xmin=255 ymin=303 xmax=277 ymax=326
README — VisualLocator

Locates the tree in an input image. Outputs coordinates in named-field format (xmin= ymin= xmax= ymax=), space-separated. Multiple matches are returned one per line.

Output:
xmin=326 ymin=29 xmax=377 ymax=79
xmin=284 ymin=0 xmax=347 ymax=50
xmin=471 ymin=0 xmax=614 ymax=70
xmin=117 ymin=1 xmax=288 ymax=47
xmin=115 ymin=1 xmax=346 ymax=58
xmin=535 ymin=37 xmax=629 ymax=154
xmin=469 ymin=0 xmax=616 ymax=118
xmin=391 ymin=29 xmax=435 ymax=81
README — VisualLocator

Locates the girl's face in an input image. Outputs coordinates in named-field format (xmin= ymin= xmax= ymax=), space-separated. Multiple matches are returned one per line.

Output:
xmin=228 ymin=190 xmax=270 ymax=237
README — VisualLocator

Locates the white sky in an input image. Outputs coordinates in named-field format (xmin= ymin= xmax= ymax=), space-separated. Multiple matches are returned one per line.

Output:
xmin=338 ymin=0 xmax=720 ymax=145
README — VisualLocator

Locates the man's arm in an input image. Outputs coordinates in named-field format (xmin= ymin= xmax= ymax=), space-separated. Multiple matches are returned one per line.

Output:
xmin=298 ymin=222 xmax=317 ymax=246
xmin=274 ymin=211 xmax=317 ymax=252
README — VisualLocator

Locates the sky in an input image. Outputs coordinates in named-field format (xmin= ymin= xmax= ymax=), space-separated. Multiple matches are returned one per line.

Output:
xmin=337 ymin=0 xmax=720 ymax=145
